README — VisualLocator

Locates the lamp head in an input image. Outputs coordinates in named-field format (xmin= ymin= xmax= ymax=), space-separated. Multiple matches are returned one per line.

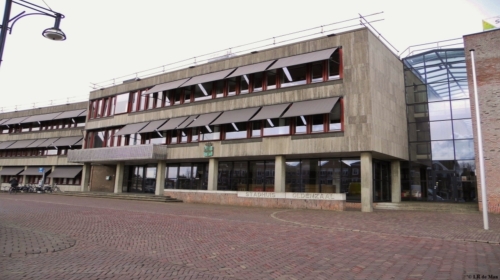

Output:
xmin=42 ymin=13 xmax=66 ymax=41
xmin=42 ymin=27 xmax=66 ymax=41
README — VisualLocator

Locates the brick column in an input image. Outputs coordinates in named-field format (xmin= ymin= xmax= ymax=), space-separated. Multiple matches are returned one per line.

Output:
xmin=207 ymin=158 xmax=218 ymax=191
xmin=81 ymin=163 xmax=91 ymax=192
xmin=361 ymin=152 xmax=373 ymax=212
xmin=155 ymin=161 xmax=166 ymax=196
xmin=391 ymin=160 xmax=401 ymax=203
xmin=275 ymin=155 xmax=286 ymax=192
xmin=114 ymin=163 xmax=124 ymax=194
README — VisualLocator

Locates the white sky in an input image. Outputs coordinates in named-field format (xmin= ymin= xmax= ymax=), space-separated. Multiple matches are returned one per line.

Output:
xmin=0 ymin=0 xmax=498 ymax=112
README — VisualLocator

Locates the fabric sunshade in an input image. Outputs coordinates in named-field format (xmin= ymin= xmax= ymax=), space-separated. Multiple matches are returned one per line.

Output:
xmin=282 ymin=97 xmax=339 ymax=118
xmin=6 ymin=140 xmax=36 ymax=149
xmin=138 ymin=120 xmax=168 ymax=133
xmin=250 ymin=103 xmax=291 ymax=121
xmin=38 ymin=138 xmax=60 ymax=147
xmin=0 ymin=141 xmax=15 ymax=149
xmin=74 ymin=139 xmax=83 ymax=146
xmin=211 ymin=107 xmax=260 ymax=125
xmin=3 ymin=117 xmax=28 ymax=125
xmin=53 ymin=109 xmax=87 ymax=120
xmin=157 ymin=117 xmax=188 ymax=131
xmin=27 ymin=139 xmax=47 ymax=148
xmin=145 ymin=78 xmax=191 ymax=95
xmin=0 ymin=167 xmax=24 ymax=176
xmin=226 ymin=61 xmax=276 ymax=78
xmin=0 ymin=119 xmax=6 ymax=125
xmin=187 ymin=112 xmax=222 ymax=128
xmin=182 ymin=69 xmax=235 ymax=87
xmin=47 ymin=167 xmax=83 ymax=178
xmin=268 ymin=47 xmax=338 ymax=70
xmin=20 ymin=167 xmax=51 ymax=176
xmin=52 ymin=137 xmax=83 ymax=147
xmin=21 ymin=112 xmax=62 ymax=123
xmin=114 ymin=122 xmax=149 ymax=136
xmin=177 ymin=115 xmax=198 ymax=129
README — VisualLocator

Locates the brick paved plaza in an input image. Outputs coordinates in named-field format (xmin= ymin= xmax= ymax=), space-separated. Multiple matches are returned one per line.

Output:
xmin=1 ymin=193 xmax=499 ymax=280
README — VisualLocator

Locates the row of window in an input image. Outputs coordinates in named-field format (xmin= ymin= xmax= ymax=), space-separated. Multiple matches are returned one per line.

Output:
xmin=88 ymin=50 xmax=342 ymax=119
xmin=1 ymin=175 xmax=81 ymax=185
xmin=1 ymin=118 xmax=86 ymax=134
xmin=86 ymin=101 xmax=342 ymax=148
xmin=0 ymin=147 xmax=77 ymax=158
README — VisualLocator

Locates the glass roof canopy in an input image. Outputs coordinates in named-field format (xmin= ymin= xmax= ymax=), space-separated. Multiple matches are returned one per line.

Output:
xmin=403 ymin=49 xmax=468 ymax=101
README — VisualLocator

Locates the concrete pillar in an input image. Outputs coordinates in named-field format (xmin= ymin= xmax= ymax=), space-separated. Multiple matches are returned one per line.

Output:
xmin=207 ymin=158 xmax=218 ymax=191
xmin=22 ymin=165 xmax=28 ymax=185
xmin=81 ymin=163 xmax=91 ymax=192
xmin=361 ymin=152 xmax=373 ymax=212
xmin=391 ymin=160 xmax=401 ymax=203
xmin=155 ymin=161 xmax=166 ymax=196
xmin=50 ymin=165 xmax=56 ymax=186
xmin=275 ymin=155 xmax=286 ymax=192
xmin=114 ymin=163 xmax=124 ymax=194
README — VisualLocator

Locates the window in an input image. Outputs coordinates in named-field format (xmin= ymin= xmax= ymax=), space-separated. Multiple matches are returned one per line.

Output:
xmin=108 ymin=96 xmax=116 ymax=116
xmin=240 ymin=75 xmax=249 ymax=94
xmin=329 ymin=100 xmax=342 ymax=131
xmin=329 ymin=49 xmax=341 ymax=79
xmin=101 ymin=98 xmax=109 ymax=117
xmin=253 ymin=73 xmax=264 ymax=92
xmin=129 ymin=133 xmax=142 ymax=146
xmin=147 ymin=93 xmax=156 ymax=110
xmin=199 ymin=125 xmax=220 ymax=141
xmin=263 ymin=118 xmax=290 ymax=136
xmin=295 ymin=116 xmax=307 ymax=134
xmin=139 ymin=90 xmax=147 ymax=111
xmin=227 ymin=77 xmax=237 ymax=96
xmin=130 ymin=91 xmax=138 ymax=112
xmin=194 ymin=83 xmax=212 ymax=102
xmin=172 ymin=89 xmax=182 ymax=105
xmin=161 ymin=91 xmax=171 ymax=107
xmin=114 ymin=93 xmax=129 ymax=114
xmin=311 ymin=114 xmax=325 ymax=133
xmin=311 ymin=61 xmax=325 ymax=83
xmin=214 ymin=81 xmax=225 ymax=98
xmin=251 ymin=121 xmax=262 ymax=138
xmin=281 ymin=65 xmax=307 ymax=87
xmin=266 ymin=69 xmax=277 ymax=90
xmin=224 ymin=122 xmax=247 ymax=140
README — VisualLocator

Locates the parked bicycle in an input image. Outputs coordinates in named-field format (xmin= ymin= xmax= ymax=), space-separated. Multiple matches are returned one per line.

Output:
xmin=8 ymin=185 xmax=21 ymax=194
xmin=51 ymin=184 xmax=62 ymax=193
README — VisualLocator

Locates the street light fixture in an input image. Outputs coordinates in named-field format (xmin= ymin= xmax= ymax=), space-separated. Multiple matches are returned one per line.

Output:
xmin=0 ymin=0 xmax=66 ymax=68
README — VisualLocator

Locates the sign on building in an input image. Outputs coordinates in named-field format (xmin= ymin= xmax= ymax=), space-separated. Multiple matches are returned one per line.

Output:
xmin=204 ymin=143 xmax=214 ymax=157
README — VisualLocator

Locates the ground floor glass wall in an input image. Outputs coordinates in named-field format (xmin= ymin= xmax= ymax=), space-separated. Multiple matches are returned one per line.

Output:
xmin=165 ymin=163 xmax=208 ymax=190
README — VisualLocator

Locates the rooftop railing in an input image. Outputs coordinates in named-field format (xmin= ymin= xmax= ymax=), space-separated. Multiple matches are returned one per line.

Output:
xmin=0 ymin=95 xmax=89 ymax=114
xmin=400 ymin=38 xmax=464 ymax=58
xmin=90 ymin=12 xmax=391 ymax=90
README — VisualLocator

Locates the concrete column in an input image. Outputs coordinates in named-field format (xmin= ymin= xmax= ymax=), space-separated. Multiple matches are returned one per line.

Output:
xmin=207 ymin=158 xmax=218 ymax=191
xmin=50 ymin=165 xmax=56 ymax=186
xmin=22 ymin=165 xmax=28 ymax=185
xmin=275 ymin=155 xmax=286 ymax=192
xmin=155 ymin=161 xmax=166 ymax=196
xmin=361 ymin=152 xmax=373 ymax=212
xmin=391 ymin=160 xmax=401 ymax=203
xmin=114 ymin=163 xmax=124 ymax=194
xmin=81 ymin=163 xmax=91 ymax=192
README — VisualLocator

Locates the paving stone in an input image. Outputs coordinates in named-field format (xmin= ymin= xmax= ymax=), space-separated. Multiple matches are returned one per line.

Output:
xmin=0 ymin=193 xmax=499 ymax=280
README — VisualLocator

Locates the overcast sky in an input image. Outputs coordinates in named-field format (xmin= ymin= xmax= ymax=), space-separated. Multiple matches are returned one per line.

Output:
xmin=0 ymin=0 xmax=499 ymax=112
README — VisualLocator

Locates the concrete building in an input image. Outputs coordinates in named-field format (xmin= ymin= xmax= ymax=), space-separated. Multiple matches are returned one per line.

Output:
xmin=1 ymin=26 xmax=498 ymax=214
xmin=0 ymin=102 xmax=87 ymax=191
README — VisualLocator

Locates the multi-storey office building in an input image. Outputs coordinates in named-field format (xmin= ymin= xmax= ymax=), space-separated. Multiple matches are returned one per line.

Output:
xmin=68 ymin=27 xmax=408 ymax=212
xmin=0 ymin=102 xmax=87 ymax=191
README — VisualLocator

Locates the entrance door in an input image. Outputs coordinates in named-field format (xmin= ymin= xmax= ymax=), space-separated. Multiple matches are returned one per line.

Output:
xmin=126 ymin=165 xmax=157 ymax=193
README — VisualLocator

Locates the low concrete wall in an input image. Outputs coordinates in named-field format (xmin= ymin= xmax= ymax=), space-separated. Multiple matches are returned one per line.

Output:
xmin=164 ymin=190 xmax=346 ymax=211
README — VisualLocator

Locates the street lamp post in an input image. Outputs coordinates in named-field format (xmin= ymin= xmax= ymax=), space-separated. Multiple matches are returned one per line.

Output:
xmin=0 ymin=0 xmax=66 ymax=68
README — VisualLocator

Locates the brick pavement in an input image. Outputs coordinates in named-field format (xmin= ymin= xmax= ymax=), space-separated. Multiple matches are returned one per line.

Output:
xmin=0 ymin=193 xmax=499 ymax=280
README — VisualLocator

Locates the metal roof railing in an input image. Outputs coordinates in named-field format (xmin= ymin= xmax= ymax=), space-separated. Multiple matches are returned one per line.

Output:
xmin=400 ymin=38 xmax=464 ymax=58
xmin=0 ymin=95 xmax=89 ymax=114
xmin=90 ymin=12 xmax=389 ymax=90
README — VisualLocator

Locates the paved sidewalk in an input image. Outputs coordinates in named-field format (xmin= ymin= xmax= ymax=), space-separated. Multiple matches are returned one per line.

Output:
xmin=0 ymin=193 xmax=499 ymax=280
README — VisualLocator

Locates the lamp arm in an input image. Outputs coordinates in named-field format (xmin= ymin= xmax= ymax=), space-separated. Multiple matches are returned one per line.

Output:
xmin=8 ymin=12 xmax=52 ymax=34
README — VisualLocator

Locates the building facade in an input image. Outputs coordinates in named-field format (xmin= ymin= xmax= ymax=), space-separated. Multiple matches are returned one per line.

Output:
xmin=68 ymin=27 xmax=408 ymax=212
xmin=0 ymin=102 xmax=87 ymax=191
xmin=2 ymin=27 xmax=497 ymax=214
